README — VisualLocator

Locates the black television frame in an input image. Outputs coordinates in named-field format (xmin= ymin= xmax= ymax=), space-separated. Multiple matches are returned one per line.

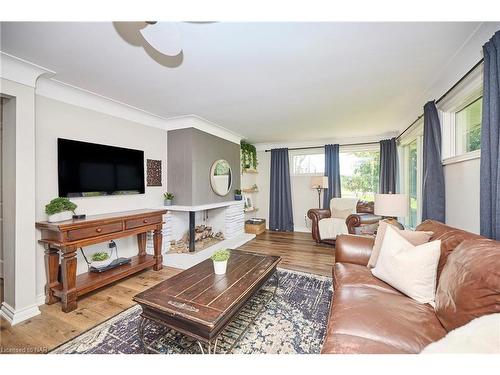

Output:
xmin=57 ymin=138 xmax=145 ymax=198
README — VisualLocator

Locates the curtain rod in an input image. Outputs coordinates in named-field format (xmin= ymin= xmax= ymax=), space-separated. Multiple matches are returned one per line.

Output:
xmin=264 ymin=141 xmax=378 ymax=152
xmin=396 ymin=58 xmax=484 ymax=141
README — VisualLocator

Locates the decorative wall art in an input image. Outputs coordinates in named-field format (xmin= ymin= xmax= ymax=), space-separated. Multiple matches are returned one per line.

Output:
xmin=147 ymin=159 xmax=162 ymax=186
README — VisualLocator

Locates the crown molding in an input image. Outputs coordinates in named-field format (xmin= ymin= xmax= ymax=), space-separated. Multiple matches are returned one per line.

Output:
xmin=0 ymin=52 xmax=55 ymax=87
xmin=35 ymin=78 xmax=243 ymax=143
xmin=165 ymin=115 xmax=243 ymax=145
xmin=36 ymin=77 xmax=171 ymax=130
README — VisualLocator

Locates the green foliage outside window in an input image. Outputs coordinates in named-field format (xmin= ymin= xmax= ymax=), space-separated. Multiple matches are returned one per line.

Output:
xmin=341 ymin=151 xmax=380 ymax=201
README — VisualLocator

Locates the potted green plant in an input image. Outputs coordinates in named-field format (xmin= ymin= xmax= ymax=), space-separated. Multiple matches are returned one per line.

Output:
xmin=164 ymin=192 xmax=174 ymax=206
xmin=234 ymin=189 xmax=242 ymax=201
xmin=45 ymin=197 xmax=77 ymax=223
xmin=240 ymin=141 xmax=258 ymax=171
xmin=90 ymin=251 xmax=112 ymax=269
xmin=211 ymin=249 xmax=231 ymax=275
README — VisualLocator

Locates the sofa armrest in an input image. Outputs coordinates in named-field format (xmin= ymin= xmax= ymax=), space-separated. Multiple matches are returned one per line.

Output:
xmin=346 ymin=213 xmax=383 ymax=234
xmin=307 ymin=209 xmax=331 ymax=243
xmin=335 ymin=234 xmax=375 ymax=266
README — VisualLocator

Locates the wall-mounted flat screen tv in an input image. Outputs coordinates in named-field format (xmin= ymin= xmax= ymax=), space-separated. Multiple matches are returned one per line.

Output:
xmin=58 ymin=138 xmax=145 ymax=197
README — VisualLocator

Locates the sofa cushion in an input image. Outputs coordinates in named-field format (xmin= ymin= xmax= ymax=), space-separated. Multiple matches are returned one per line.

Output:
xmin=322 ymin=285 xmax=447 ymax=354
xmin=368 ymin=220 xmax=433 ymax=268
xmin=416 ymin=220 xmax=483 ymax=280
xmin=371 ymin=226 xmax=441 ymax=305
xmin=333 ymin=263 xmax=401 ymax=295
xmin=435 ymin=239 xmax=500 ymax=331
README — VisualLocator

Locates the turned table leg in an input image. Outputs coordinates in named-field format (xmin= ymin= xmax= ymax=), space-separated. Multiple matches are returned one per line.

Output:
xmin=44 ymin=245 xmax=61 ymax=304
xmin=137 ymin=232 xmax=147 ymax=256
xmin=153 ymin=225 xmax=163 ymax=271
xmin=61 ymin=249 xmax=78 ymax=312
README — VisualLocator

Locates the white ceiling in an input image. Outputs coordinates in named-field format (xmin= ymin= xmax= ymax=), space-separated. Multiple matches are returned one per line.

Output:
xmin=0 ymin=22 xmax=481 ymax=143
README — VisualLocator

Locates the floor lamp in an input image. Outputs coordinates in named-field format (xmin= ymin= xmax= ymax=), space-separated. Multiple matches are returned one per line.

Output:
xmin=311 ymin=176 xmax=329 ymax=209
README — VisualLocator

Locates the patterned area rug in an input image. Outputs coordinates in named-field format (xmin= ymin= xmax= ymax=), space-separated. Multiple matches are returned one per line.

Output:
xmin=51 ymin=269 xmax=332 ymax=354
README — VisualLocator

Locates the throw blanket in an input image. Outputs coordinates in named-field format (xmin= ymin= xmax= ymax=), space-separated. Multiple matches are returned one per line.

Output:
xmin=318 ymin=198 xmax=358 ymax=240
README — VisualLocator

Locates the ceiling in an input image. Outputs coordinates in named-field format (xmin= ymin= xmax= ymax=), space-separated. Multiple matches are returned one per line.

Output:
xmin=0 ymin=22 xmax=481 ymax=143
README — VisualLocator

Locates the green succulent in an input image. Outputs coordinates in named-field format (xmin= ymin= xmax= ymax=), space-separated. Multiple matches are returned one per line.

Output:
xmin=164 ymin=192 xmax=174 ymax=200
xmin=91 ymin=252 xmax=110 ymax=262
xmin=210 ymin=249 xmax=231 ymax=262
xmin=45 ymin=197 xmax=77 ymax=216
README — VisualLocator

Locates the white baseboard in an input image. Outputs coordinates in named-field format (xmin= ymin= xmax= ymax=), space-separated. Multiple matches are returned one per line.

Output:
xmin=0 ymin=301 xmax=41 ymax=325
xmin=36 ymin=293 xmax=46 ymax=306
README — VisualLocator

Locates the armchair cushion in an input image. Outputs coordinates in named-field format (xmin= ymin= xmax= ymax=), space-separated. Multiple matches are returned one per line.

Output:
xmin=318 ymin=217 xmax=349 ymax=240
xmin=330 ymin=197 xmax=358 ymax=214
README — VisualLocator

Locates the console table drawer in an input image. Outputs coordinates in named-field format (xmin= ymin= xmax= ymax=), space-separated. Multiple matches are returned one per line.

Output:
xmin=125 ymin=215 xmax=162 ymax=230
xmin=67 ymin=222 xmax=123 ymax=241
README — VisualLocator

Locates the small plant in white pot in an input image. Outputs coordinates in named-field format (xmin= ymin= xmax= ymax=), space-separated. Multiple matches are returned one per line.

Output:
xmin=211 ymin=249 xmax=230 ymax=275
xmin=45 ymin=197 xmax=77 ymax=223
xmin=90 ymin=251 xmax=113 ymax=269
xmin=164 ymin=192 xmax=174 ymax=206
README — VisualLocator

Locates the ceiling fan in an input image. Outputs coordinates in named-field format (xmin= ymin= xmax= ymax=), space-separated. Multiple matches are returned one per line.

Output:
xmin=140 ymin=21 xmax=215 ymax=57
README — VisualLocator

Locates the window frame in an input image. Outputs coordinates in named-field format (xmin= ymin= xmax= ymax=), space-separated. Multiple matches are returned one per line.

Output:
xmin=288 ymin=148 xmax=325 ymax=176
xmin=439 ymin=64 xmax=483 ymax=165
xmin=398 ymin=119 xmax=424 ymax=229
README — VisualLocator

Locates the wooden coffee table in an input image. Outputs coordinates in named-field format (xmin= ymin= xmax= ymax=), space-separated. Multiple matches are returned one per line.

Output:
xmin=133 ymin=250 xmax=281 ymax=353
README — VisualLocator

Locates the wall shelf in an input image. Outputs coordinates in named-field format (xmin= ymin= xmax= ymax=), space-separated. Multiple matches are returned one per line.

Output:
xmin=242 ymin=168 xmax=258 ymax=174
xmin=244 ymin=207 xmax=259 ymax=213
xmin=241 ymin=188 xmax=259 ymax=193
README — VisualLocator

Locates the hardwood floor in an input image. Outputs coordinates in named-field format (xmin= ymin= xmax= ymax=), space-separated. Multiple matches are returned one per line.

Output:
xmin=0 ymin=230 xmax=333 ymax=353
xmin=238 ymin=231 xmax=334 ymax=277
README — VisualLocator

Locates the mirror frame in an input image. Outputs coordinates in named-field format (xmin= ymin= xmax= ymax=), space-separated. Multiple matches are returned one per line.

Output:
xmin=209 ymin=159 xmax=232 ymax=196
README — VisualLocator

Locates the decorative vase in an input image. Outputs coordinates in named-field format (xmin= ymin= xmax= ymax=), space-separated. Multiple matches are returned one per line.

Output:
xmin=47 ymin=211 xmax=73 ymax=223
xmin=213 ymin=260 xmax=228 ymax=275
xmin=164 ymin=199 xmax=172 ymax=206
xmin=234 ymin=194 xmax=242 ymax=201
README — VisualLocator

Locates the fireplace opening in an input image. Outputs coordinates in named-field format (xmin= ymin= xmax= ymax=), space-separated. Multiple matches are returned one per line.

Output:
xmin=169 ymin=224 xmax=225 ymax=254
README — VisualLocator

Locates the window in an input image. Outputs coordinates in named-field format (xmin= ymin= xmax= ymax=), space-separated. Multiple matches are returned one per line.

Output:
xmin=407 ymin=140 xmax=418 ymax=228
xmin=399 ymin=122 xmax=423 ymax=229
xmin=439 ymin=66 xmax=482 ymax=163
xmin=290 ymin=152 xmax=324 ymax=175
xmin=340 ymin=151 xmax=380 ymax=201
xmin=455 ymin=97 xmax=482 ymax=154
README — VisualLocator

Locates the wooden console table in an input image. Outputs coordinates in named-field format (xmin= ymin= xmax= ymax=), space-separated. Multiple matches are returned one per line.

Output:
xmin=36 ymin=208 xmax=167 ymax=313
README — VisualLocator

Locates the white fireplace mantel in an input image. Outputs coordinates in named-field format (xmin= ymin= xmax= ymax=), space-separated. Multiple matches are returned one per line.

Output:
xmin=159 ymin=200 xmax=243 ymax=212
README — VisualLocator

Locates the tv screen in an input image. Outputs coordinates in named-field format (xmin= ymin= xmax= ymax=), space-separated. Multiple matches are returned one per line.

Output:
xmin=58 ymin=138 xmax=145 ymax=197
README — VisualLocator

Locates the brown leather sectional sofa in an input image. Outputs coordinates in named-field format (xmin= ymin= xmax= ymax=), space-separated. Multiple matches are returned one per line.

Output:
xmin=321 ymin=220 xmax=500 ymax=354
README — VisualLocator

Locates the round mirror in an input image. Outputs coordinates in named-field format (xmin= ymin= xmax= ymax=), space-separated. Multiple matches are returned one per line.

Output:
xmin=210 ymin=159 xmax=232 ymax=196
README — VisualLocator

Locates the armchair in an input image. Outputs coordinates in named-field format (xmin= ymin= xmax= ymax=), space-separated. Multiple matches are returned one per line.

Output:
xmin=307 ymin=199 xmax=382 ymax=245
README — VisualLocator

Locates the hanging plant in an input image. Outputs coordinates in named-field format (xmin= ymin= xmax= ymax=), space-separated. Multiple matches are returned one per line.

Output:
xmin=240 ymin=141 xmax=258 ymax=170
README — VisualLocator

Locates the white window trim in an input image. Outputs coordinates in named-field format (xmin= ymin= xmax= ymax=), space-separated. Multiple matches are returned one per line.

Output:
xmin=442 ymin=149 xmax=481 ymax=166
xmin=438 ymin=63 xmax=483 ymax=161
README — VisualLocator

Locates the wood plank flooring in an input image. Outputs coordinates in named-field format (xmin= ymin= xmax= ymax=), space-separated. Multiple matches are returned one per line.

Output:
xmin=0 ymin=231 xmax=333 ymax=353
xmin=238 ymin=231 xmax=334 ymax=277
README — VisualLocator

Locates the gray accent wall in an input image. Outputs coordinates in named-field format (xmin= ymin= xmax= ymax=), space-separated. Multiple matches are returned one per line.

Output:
xmin=168 ymin=127 xmax=241 ymax=205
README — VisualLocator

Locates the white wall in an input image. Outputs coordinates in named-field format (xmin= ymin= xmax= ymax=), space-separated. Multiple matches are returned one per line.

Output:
xmin=35 ymin=95 xmax=167 ymax=300
xmin=444 ymin=158 xmax=480 ymax=233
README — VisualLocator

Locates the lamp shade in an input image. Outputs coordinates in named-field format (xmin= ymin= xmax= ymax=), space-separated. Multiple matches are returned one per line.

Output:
xmin=311 ymin=176 xmax=329 ymax=189
xmin=374 ymin=193 xmax=408 ymax=217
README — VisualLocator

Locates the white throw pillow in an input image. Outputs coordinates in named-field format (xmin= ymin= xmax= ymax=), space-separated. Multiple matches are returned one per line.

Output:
xmin=421 ymin=313 xmax=500 ymax=353
xmin=371 ymin=225 xmax=441 ymax=305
